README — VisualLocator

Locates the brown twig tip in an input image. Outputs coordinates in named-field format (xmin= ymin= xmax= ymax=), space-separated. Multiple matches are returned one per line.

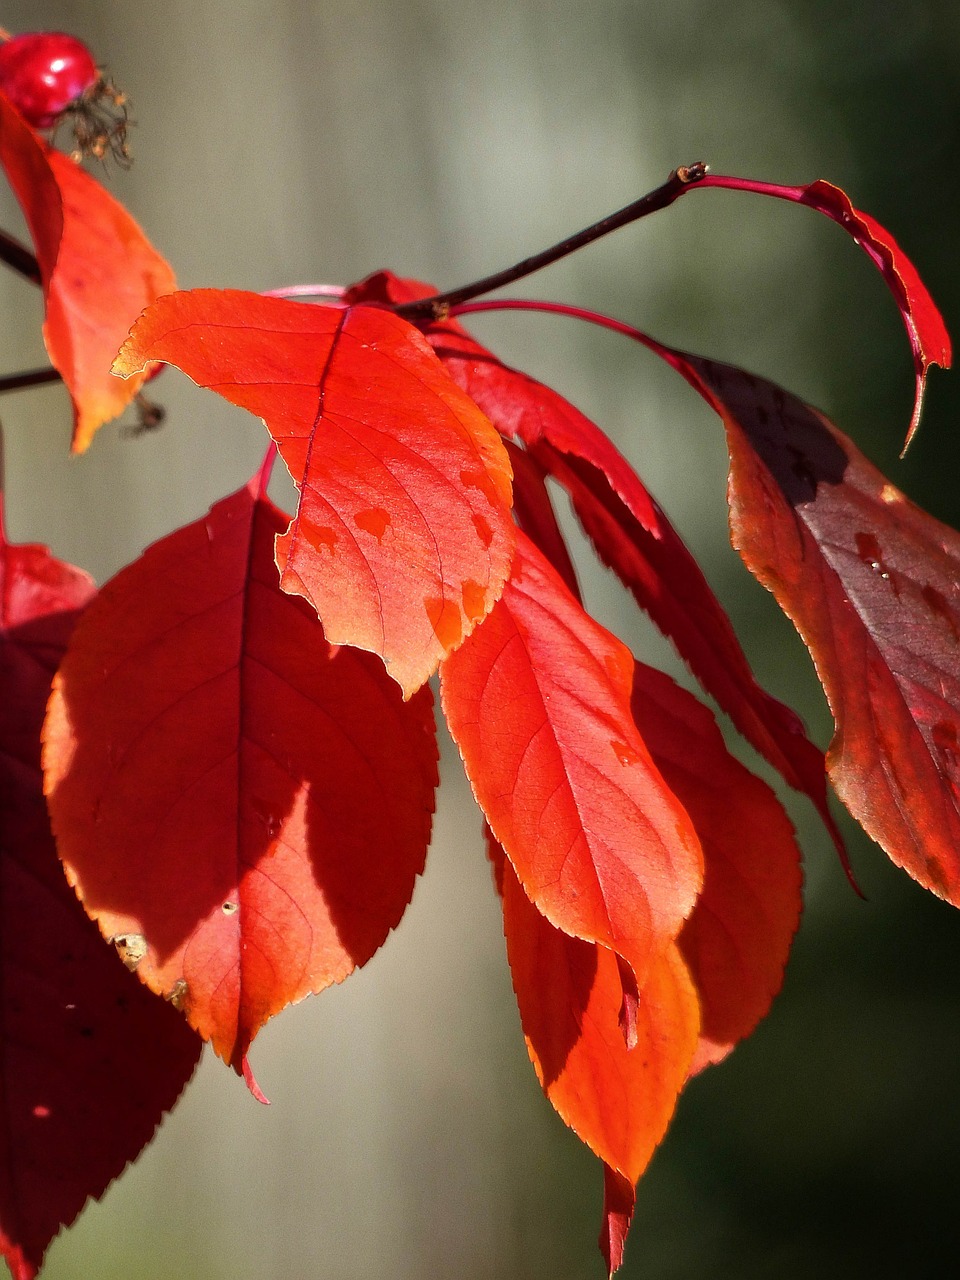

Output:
xmin=675 ymin=162 xmax=709 ymax=185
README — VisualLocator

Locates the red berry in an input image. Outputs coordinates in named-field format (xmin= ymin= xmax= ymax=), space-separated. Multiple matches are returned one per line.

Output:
xmin=0 ymin=31 xmax=99 ymax=129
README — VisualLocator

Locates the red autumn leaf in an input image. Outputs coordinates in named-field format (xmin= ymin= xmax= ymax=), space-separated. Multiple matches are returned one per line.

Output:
xmin=0 ymin=91 xmax=176 ymax=452
xmin=114 ymin=289 xmax=515 ymax=697
xmin=42 ymin=473 xmax=439 ymax=1071
xmin=644 ymin=347 xmax=960 ymax=904
xmin=441 ymin=530 xmax=702 ymax=987
xmin=696 ymin=173 xmax=952 ymax=448
xmin=0 ymin=504 xmax=200 ymax=1280
xmin=425 ymin=311 xmax=842 ymax=861
xmin=631 ymin=662 xmax=803 ymax=1075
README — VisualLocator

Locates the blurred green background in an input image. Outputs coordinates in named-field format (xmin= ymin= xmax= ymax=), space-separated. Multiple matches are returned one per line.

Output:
xmin=2 ymin=1 xmax=959 ymax=1276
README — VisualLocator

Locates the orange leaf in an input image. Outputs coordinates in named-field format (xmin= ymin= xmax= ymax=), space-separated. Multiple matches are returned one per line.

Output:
xmin=441 ymin=531 xmax=702 ymax=986
xmin=114 ymin=290 xmax=515 ymax=696
xmin=42 ymin=475 xmax=438 ymax=1070
xmin=631 ymin=662 xmax=803 ymax=1074
xmin=0 ymin=511 xmax=199 ymax=1279
xmin=499 ymin=845 xmax=697 ymax=1193
xmin=0 ymin=91 xmax=176 ymax=451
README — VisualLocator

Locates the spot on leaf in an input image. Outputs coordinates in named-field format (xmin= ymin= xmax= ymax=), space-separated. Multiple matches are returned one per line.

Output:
xmin=461 ymin=579 xmax=488 ymax=624
xmin=354 ymin=508 xmax=391 ymax=541
xmin=472 ymin=513 xmax=494 ymax=548
xmin=923 ymin=585 xmax=959 ymax=642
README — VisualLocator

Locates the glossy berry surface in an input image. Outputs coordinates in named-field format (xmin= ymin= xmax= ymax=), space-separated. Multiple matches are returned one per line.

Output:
xmin=0 ymin=32 xmax=99 ymax=128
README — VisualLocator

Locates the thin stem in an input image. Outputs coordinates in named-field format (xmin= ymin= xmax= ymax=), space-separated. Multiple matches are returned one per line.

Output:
xmin=395 ymin=163 xmax=708 ymax=321
xmin=0 ymin=230 xmax=41 ymax=285
xmin=449 ymin=297 xmax=675 ymax=364
xmin=261 ymin=283 xmax=346 ymax=301
xmin=0 ymin=367 xmax=62 ymax=394
xmin=254 ymin=442 xmax=278 ymax=498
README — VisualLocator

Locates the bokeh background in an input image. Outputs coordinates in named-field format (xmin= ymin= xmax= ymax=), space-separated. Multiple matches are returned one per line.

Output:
xmin=2 ymin=2 xmax=960 ymax=1276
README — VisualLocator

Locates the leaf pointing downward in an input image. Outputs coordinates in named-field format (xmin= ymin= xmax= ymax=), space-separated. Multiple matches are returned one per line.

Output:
xmin=115 ymin=290 xmax=515 ymax=697
xmin=499 ymin=845 xmax=697 ymax=1188
xmin=0 ymin=90 xmax=176 ymax=452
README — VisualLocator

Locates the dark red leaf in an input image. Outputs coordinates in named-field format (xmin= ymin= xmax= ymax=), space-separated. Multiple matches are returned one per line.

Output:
xmin=0 ymin=91 xmax=176 ymax=451
xmin=43 ymin=475 xmax=439 ymax=1070
xmin=696 ymin=173 xmax=952 ymax=448
xmin=441 ymin=531 xmax=702 ymax=987
xmin=502 ymin=440 xmax=581 ymax=599
xmin=600 ymin=1164 xmax=636 ymax=1277
xmin=427 ymin=317 xmax=657 ymax=531
xmin=0 ymin=505 xmax=200 ymax=1280
xmin=646 ymin=348 xmax=960 ymax=904
xmin=632 ymin=662 xmax=803 ymax=1074
xmin=114 ymin=290 xmax=515 ymax=697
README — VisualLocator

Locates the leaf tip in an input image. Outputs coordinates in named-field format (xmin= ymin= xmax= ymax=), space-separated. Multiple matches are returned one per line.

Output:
xmin=110 ymin=335 xmax=147 ymax=381
xmin=900 ymin=368 xmax=932 ymax=457
xmin=599 ymin=1164 xmax=636 ymax=1276
xmin=241 ymin=1054 xmax=271 ymax=1105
